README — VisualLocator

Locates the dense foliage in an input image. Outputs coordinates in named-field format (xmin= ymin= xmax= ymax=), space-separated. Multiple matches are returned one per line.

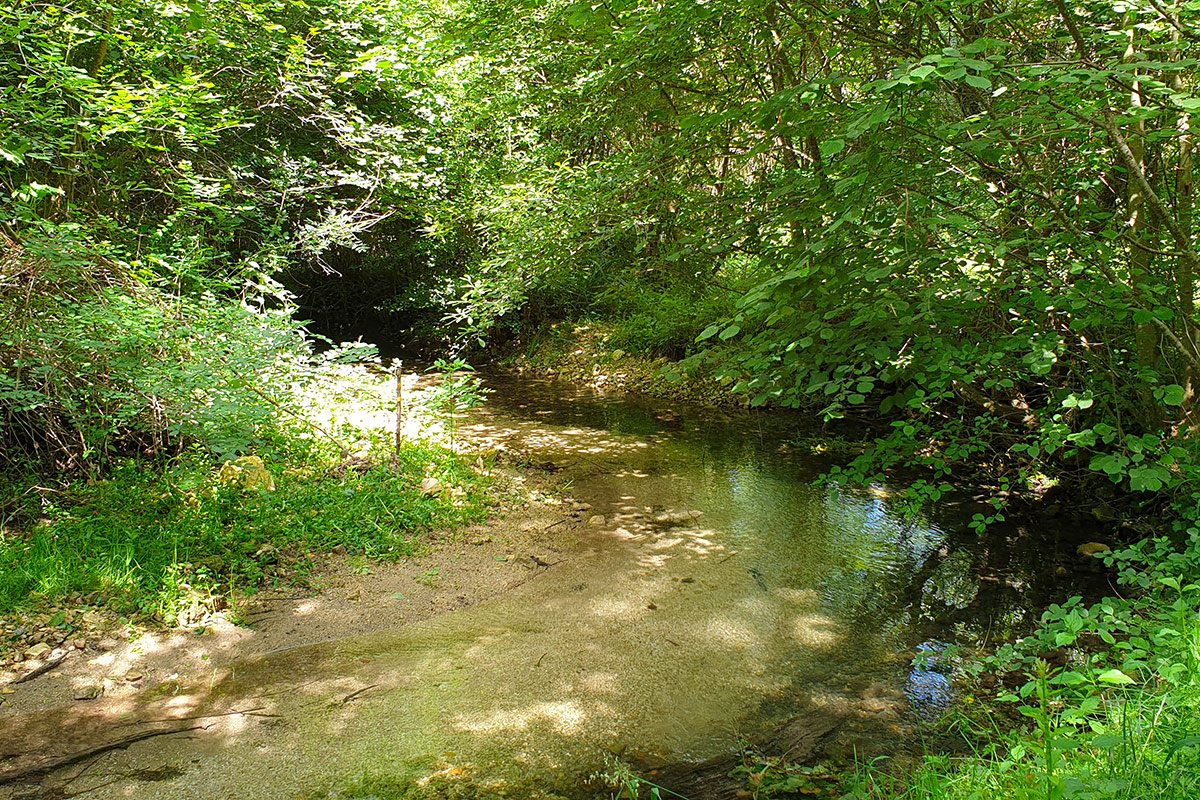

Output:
xmin=13 ymin=0 xmax=1200 ymax=510
xmin=428 ymin=0 xmax=1200 ymax=521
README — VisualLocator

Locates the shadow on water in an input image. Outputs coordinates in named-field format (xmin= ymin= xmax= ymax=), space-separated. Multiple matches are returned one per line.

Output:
xmin=480 ymin=373 xmax=1113 ymax=646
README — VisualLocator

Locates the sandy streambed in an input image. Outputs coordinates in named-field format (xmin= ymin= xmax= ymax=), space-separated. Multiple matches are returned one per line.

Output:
xmin=1 ymin=380 xmax=927 ymax=800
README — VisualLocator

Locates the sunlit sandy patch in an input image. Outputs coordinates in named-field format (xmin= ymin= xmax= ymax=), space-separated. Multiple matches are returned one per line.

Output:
xmin=588 ymin=596 xmax=649 ymax=618
xmin=638 ymin=553 xmax=672 ymax=569
xmin=578 ymin=672 xmax=618 ymax=694
xmin=790 ymin=613 xmax=841 ymax=647
xmin=703 ymin=616 xmax=758 ymax=650
xmin=454 ymin=700 xmax=588 ymax=736
xmin=649 ymin=536 xmax=684 ymax=551
xmin=131 ymin=633 xmax=164 ymax=654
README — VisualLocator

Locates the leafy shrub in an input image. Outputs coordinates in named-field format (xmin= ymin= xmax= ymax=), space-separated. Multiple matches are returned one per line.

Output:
xmin=0 ymin=438 xmax=488 ymax=620
xmin=0 ymin=228 xmax=309 ymax=468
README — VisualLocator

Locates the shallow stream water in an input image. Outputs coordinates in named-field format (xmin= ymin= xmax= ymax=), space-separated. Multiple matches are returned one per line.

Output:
xmin=21 ymin=375 xmax=1107 ymax=800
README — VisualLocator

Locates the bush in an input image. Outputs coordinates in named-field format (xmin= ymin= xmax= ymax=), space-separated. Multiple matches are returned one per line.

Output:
xmin=0 ymin=228 xmax=308 ymax=469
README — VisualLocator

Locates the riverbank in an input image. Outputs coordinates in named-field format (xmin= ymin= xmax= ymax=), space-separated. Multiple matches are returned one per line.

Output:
xmin=3 ymin=368 xmax=1197 ymax=800
xmin=499 ymin=321 xmax=741 ymax=408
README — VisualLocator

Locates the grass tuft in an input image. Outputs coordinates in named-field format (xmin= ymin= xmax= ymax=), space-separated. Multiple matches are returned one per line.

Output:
xmin=0 ymin=437 xmax=489 ymax=623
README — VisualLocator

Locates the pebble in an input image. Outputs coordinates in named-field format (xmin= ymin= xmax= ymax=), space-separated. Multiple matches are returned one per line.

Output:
xmin=25 ymin=642 xmax=51 ymax=659
xmin=125 ymin=671 xmax=144 ymax=682
xmin=75 ymin=685 xmax=103 ymax=701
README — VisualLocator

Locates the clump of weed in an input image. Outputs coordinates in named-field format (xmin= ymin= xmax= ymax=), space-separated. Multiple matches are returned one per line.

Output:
xmin=0 ymin=437 xmax=489 ymax=623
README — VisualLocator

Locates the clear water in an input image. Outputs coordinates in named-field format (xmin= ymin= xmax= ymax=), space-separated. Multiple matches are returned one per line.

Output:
xmin=74 ymin=375 xmax=1106 ymax=800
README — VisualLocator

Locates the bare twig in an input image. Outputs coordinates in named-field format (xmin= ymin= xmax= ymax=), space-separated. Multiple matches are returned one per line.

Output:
xmin=133 ymin=707 xmax=276 ymax=725
xmin=11 ymin=651 xmax=68 ymax=685
xmin=341 ymin=685 xmax=377 ymax=704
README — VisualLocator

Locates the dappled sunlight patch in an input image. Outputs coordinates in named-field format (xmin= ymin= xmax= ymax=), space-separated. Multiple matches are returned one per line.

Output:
xmin=613 ymin=469 xmax=650 ymax=479
xmin=647 ymin=536 xmax=685 ymax=552
xmin=641 ymin=524 xmax=725 ymax=560
xmin=788 ymin=612 xmax=842 ymax=648
xmin=292 ymin=600 xmax=321 ymax=616
xmin=638 ymin=552 xmax=673 ymax=570
xmin=702 ymin=615 xmax=760 ymax=651
xmin=415 ymin=761 xmax=476 ymax=787
xmin=453 ymin=699 xmax=592 ymax=737
xmin=88 ymin=651 xmax=118 ymax=669
xmin=130 ymin=632 xmax=166 ymax=655
xmin=588 ymin=595 xmax=652 ymax=619
xmin=577 ymin=671 xmax=619 ymax=695
xmin=682 ymin=533 xmax=720 ymax=555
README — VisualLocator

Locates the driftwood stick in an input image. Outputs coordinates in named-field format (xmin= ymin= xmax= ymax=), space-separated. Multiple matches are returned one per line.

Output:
xmin=0 ymin=723 xmax=205 ymax=786
xmin=132 ymin=707 xmax=275 ymax=725
xmin=12 ymin=651 xmax=68 ymax=685
xmin=341 ymin=684 xmax=377 ymax=704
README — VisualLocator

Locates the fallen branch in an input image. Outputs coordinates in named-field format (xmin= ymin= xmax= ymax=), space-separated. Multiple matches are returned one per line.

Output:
xmin=0 ymin=723 xmax=205 ymax=786
xmin=341 ymin=685 xmax=377 ymax=704
xmin=12 ymin=651 xmax=68 ymax=685
xmin=133 ymin=707 xmax=275 ymax=725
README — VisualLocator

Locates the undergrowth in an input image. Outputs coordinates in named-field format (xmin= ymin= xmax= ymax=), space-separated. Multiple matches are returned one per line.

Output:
xmin=0 ymin=434 xmax=489 ymax=624
xmin=841 ymin=522 xmax=1200 ymax=800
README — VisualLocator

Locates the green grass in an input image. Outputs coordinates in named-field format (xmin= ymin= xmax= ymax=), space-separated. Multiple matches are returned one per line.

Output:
xmin=0 ymin=438 xmax=490 ymax=622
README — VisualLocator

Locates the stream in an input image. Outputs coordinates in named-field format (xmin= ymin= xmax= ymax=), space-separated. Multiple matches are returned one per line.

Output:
xmin=4 ymin=375 xmax=1108 ymax=800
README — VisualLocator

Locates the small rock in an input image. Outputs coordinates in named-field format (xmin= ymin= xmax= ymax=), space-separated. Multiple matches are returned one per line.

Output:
xmin=1077 ymin=542 xmax=1111 ymax=558
xmin=124 ymin=671 xmax=144 ymax=682
xmin=217 ymin=455 xmax=276 ymax=492
xmin=74 ymin=685 xmax=103 ymax=701
xmin=420 ymin=477 xmax=442 ymax=496
xmin=25 ymin=642 xmax=51 ymax=659
xmin=588 ymin=515 xmax=606 ymax=527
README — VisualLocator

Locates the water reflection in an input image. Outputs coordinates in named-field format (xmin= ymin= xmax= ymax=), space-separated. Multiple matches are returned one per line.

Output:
xmin=477 ymin=375 xmax=1105 ymax=722
xmin=907 ymin=640 xmax=956 ymax=718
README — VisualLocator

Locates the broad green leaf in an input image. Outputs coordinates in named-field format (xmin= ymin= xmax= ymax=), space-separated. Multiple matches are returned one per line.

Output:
xmin=1161 ymin=384 xmax=1186 ymax=406
xmin=1097 ymin=669 xmax=1135 ymax=685
xmin=819 ymin=139 xmax=846 ymax=158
